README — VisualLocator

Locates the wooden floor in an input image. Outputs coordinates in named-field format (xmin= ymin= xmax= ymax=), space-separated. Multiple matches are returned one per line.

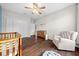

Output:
xmin=22 ymin=37 xmax=79 ymax=56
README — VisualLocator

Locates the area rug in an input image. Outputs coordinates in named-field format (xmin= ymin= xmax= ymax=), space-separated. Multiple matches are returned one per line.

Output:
xmin=42 ymin=51 xmax=61 ymax=56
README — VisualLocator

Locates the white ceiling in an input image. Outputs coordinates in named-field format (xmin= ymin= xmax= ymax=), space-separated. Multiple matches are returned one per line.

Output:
xmin=0 ymin=3 xmax=75 ymax=19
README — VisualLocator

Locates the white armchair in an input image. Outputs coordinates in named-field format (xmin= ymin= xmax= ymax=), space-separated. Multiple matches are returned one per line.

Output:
xmin=53 ymin=31 xmax=78 ymax=51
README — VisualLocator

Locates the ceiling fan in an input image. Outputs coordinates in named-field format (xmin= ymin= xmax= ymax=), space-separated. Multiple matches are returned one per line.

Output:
xmin=25 ymin=3 xmax=46 ymax=15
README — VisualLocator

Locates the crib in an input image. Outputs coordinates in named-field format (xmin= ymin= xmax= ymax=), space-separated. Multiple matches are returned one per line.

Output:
xmin=0 ymin=32 xmax=22 ymax=56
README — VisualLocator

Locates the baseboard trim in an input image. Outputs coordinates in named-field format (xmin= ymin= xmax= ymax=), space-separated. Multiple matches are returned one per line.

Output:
xmin=22 ymin=35 xmax=35 ymax=39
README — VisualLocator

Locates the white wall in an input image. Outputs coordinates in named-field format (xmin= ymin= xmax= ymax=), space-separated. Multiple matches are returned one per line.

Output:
xmin=36 ymin=5 xmax=76 ymax=39
xmin=0 ymin=6 xmax=2 ymax=32
xmin=2 ymin=8 xmax=35 ymax=37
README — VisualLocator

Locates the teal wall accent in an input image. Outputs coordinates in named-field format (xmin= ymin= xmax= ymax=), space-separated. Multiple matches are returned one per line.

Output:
xmin=0 ymin=6 xmax=2 ymax=32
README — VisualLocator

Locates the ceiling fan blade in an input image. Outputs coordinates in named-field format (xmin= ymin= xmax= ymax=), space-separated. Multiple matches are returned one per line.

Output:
xmin=39 ymin=6 xmax=46 ymax=9
xmin=33 ymin=3 xmax=38 ymax=7
xmin=39 ymin=11 xmax=42 ymax=14
xmin=36 ymin=9 xmax=42 ymax=14
xmin=25 ymin=7 xmax=32 ymax=9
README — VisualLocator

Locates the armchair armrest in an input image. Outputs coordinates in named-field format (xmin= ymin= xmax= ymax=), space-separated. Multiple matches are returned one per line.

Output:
xmin=59 ymin=37 xmax=75 ymax=48
xmin=54 ymin=35 xmax=61 ymax=39
xmin=60 ymin=37 xmax=74 ymax=43
xmin=53 ymin=35 xmax=61 ymax=42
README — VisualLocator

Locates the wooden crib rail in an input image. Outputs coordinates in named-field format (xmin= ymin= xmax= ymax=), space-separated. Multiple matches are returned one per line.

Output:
xmin=0 ymin=32 xmax=17 ymax=39
xmin=0 ymin=32 xmax=22 ymax=56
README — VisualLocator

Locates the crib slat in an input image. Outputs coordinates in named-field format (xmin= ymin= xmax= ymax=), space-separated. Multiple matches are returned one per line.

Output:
xmin=9 ymin=41 xmax=13 ymax=56
xmin=6 ymin=42 xmax=9 ymax=56
xmin=0 ymin=43 xmax=2 ymax=56
xmin=13 ymin=46 xmax=15 ymax=56
xmin=2 ymin=42 xmax=6 ymax=56
xmin=12 ymin=41 xmax=15 ymax=56
xmin=10 ymin=33 xmax=11 ymax=39
xmin=5 ymin=33 xmax=7 ymax=39
xmin=15 ymin=40 xmax=18 ymax=55
xmin=2 ymin=34 xmax=4 ymax=39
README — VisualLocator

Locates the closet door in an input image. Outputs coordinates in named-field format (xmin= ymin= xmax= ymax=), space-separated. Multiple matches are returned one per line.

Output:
xmin=77 ymin=4 xmax=79 ymax=46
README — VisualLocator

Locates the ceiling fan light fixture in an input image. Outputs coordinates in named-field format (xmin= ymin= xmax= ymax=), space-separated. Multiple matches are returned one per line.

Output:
xmin=25 ymin=3 xmax=46 ymax=15
xmin=32 ymin=9 xmax=39 ymax=15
